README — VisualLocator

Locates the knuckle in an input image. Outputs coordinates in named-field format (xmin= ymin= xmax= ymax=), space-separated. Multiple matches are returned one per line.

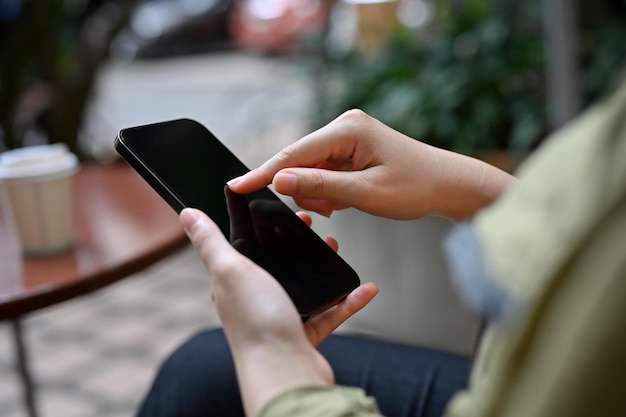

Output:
xmin=210 ymin=255 xmax=255 ymax=288
xmin=338 ymin=108 xmax=368 ymax=123
xmin=189 ymin=223 xmax=210 ymax=250
xmin=308 ymin=170 xmax=328 ymax=195
xmin=276 ymin=143 xmax=297 ymax=164
xmin=210 ymin=257 xmax=240 ymax=279
xmin=261 ymin=144 xmax=299 ymax=180
xmin=353 ymin=175 xmax=376 ymax=207
xmin=334 ymin=109 xmax=373 ymax=140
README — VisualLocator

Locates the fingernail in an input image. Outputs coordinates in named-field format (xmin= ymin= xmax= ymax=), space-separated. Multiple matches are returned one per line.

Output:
xmin=274 ymin=172 xmax=297 ymax=194
xmin=180 ymin=208 xmax=202 ymax=232
xmin=227 ymin=176 xmax=242 ymax=187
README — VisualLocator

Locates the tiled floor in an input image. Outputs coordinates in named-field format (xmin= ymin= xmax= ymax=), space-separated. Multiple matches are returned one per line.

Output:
xmin=0 ymin=52 xmax=316 ymax=417
xmin=0 ymin=247 xmax=213 ymax=417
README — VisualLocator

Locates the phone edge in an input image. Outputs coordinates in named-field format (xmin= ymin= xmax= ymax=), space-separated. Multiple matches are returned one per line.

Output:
xmin=114 ymin=134 xmax=187 ymax=213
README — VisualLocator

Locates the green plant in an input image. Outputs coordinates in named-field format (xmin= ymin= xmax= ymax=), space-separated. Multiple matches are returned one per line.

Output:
xmin=579 ymin=0 xmax=626 ymax=103
xmin=317 ymin=0 xmax=626 ymax=155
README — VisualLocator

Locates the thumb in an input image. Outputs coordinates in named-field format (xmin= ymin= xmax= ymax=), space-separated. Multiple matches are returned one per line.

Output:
xmin=273 ymin=168 xmax=365 ymax=204
xmin=180 ymin=208 xmax=240 ymax=276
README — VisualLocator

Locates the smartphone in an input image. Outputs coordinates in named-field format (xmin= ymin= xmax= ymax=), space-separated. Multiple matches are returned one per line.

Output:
xmin=114 ymin=118 xmax=360 ymax=319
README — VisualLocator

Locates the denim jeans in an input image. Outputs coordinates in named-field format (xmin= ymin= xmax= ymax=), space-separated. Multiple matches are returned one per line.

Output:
xmin=137 ymin=329 xmax=469 ymax=417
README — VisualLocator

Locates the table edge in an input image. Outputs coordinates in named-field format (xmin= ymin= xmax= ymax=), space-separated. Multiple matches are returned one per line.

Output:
xmin=0 ymin=236 xmax=189 ymax=320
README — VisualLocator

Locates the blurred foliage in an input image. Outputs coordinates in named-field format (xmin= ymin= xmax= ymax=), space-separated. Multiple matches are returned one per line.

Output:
xmin=317 ymin=0 xmax=626 ymax=154
xmin=0 ymin=0 xmax=133 ymax=155
xmin=579 ymin=0 xmax=626 ymax=103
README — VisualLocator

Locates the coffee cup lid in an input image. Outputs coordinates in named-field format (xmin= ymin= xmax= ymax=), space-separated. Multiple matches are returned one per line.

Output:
xmin=0 ymin=144 xmax=79 ymax=181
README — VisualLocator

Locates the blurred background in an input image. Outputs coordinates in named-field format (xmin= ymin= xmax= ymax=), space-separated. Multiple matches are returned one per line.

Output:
xmin=2 ymin=0 xmax=626 ymax=159
xmin=1 ymin=0 xmax=626 ymax=416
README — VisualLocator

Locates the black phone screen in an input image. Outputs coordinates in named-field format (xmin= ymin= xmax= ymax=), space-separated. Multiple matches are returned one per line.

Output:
xmin=115 ymin=118 xmax=359 ymax=318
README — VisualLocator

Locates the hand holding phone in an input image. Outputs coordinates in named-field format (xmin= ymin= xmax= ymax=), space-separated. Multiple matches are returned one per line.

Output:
xmin=114 ymin=119 xmax=360 ymax=319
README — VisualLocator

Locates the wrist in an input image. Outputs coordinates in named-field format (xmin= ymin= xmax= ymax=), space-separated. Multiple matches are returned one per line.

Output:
xmin=231 ymin=339 xmax=333 ymax=416
xmin=431 ymin=148 xmax=516 ymax=221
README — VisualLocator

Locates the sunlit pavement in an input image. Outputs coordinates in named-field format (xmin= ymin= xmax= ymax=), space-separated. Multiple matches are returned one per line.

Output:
xmin=84 ymin=51 xmax=317 ymax=167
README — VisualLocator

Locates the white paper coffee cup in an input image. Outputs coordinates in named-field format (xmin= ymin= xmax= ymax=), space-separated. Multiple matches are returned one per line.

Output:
xmin=0 ymin=144 xmax=79 ymax=256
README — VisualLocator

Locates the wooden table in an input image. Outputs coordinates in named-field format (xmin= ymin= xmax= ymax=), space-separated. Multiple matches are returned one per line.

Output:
xmin=0 ymin=163 xmax=189 ymax=417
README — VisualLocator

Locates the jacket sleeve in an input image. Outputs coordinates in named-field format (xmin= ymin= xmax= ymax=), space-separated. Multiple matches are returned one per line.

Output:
xmin=258 ymin=385 xmax=384 ymax=417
